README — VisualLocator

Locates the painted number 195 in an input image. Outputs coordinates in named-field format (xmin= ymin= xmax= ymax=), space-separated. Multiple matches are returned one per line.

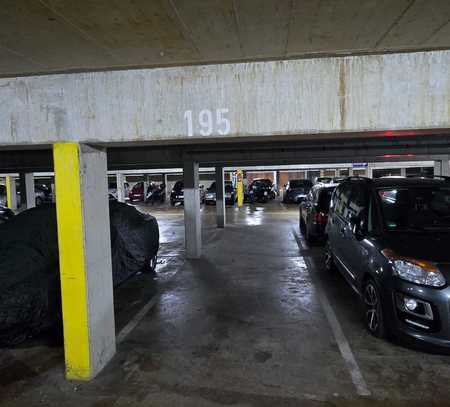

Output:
xmin=184 ymin=108 xmax=230 ymax=137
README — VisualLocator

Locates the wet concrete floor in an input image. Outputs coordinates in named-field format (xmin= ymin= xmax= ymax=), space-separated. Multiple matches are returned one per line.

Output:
xmin=1 ymin=201 xmax=450 ymax=406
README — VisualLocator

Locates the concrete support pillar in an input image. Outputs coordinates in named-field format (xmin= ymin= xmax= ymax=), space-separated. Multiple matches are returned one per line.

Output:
xmin=434 ymin=159 xmax=450 ymax=176
xmin=24 ymin=173 xmax=36 ymax=208
xmin=116 ymin=173 xmax=125 ymax=202
xmin=164 ymin=174 xmax=169 ymax=202
xmin=273 ymin=170 xmax=277 ymax=191
xmin=348 ymin=168 xmax=354 ymax=176
xmin=53 ymin=143 xmax=115 ymax=380
xmin=367 ymin=165 xmax=373 ymax=179
xmin=215 ymin=166 xmax=225 ymax=228
xmin=18 ymin=173 xmax=27 ymax=209
xmin=5 ymin=175 xmax=17 ymax=210
xmin=236 ymin=169 xmax=244 ymax=208
xmin=183 ymin=160 xmax=201 ymax=259
xmin=400 ymin=168 xmax=407 ymax=177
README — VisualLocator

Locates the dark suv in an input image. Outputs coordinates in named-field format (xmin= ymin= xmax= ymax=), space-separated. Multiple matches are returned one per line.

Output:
xmin=325 ymin=177 xmax=450 ymax=349
xmin=247 ymin=179 xmax=275 ymax=203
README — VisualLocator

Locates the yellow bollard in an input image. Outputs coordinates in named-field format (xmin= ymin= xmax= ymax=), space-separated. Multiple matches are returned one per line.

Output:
xmin=236 ymin=170 xmax=244 ymax=208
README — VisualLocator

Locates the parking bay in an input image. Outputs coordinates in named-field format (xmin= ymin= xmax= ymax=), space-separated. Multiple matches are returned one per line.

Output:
xmin=1 ymin=201 xmax=450 ymax=406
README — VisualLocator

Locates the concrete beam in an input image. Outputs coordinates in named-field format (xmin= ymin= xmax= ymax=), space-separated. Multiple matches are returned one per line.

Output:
xmin=215 ymin=166 xmax=225 ymax=228
xmin=0 ymin=51 xmax=449 ymax=147
xmin=1 ymin=134 xmax=450 ymax=174
xmin=183 ymin=160 xmax=201 ymax=259
xmin=53 ymin=143 xmax=115 ymax=380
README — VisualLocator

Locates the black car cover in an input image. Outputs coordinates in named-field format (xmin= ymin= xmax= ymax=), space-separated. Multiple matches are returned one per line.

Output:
xmin=0 ymin=201 xmax=159 ymax=346
xmin=0 ymin=205 xmax=14 ymax=223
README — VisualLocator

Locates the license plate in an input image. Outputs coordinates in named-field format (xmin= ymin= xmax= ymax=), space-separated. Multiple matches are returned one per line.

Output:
xmin=264 ymin=191 xmax=268 ymax=196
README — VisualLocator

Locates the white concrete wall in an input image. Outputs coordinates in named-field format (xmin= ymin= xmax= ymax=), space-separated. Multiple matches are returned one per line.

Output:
xmin=0 ymin=51 xmax=449 ymax=147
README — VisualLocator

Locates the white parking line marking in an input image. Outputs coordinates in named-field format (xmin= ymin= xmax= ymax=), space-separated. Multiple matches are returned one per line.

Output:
xmin=117 ymin=296 xmax=159 ymax=343
xmin=304 ymin=256 xmax=371 ymax=397
xmin=291 ymin=226 xmax=306 ymax=251
xmin=117 ymin=268 xmax=181 ymax=343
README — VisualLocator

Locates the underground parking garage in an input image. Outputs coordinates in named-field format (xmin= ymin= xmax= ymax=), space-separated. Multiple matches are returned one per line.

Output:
xmin=1 ymin=2 xmax=450 ymax=405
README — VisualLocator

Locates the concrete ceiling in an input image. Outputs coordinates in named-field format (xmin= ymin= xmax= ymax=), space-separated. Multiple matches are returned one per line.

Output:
xmin=1 ymin=0 xmax=449 ymax=77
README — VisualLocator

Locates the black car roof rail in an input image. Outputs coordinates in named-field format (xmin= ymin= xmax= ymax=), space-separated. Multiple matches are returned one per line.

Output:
xmin=431 ymin=175 xmax=450 ymax=182
xmin=405 ymin=175 xmax=450 ymax=182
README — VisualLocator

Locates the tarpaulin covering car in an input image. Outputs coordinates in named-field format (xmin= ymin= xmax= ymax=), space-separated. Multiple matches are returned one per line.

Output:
xmin=0 ymin=201 xmax=159 ymax=346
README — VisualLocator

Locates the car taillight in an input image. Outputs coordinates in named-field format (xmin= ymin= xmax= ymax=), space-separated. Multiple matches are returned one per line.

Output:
xmin=314 ymin=212 xmax=328 ymax=225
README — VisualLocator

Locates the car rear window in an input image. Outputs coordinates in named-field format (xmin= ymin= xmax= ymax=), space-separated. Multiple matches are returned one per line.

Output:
xmin=290 ymin=180 xmax=313 ymax=188
xmin=317 ymin=188 xmax=335 ymax=212
xmin=377 ymin=186 xmax=450 ymax=230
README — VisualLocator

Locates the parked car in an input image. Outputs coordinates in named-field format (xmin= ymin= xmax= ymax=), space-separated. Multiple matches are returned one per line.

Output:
xmin=0 ymin=205 xmax=14 ymax=224
xmin=35 ymin=184 xmax=53 ymax=206
xmin=0 ymin=183 xmax=52 ymax=207
xmin=170 ymin=181 xmax=205 ymax=206
xmin=325 ymin=176 xmax=450 ymax=349
xmin=333 ymin=177 xmax=347 ymax=184
xmin=129 ymin=181 xmax=145 ymax=202
xmin=299 ymin=183 xmax=337 ymax=242
xmin=205 ymin=181 xmax=236 ymax=205
xmin=170 ymin=181 xmax=184 ymax=206
xmin=283 ymin=179 xmax=313 ymax=204
xmin=247 ymin=179 xmax=276 ymax=203
xmin=315 ymin=176 xmax=333 ymax=184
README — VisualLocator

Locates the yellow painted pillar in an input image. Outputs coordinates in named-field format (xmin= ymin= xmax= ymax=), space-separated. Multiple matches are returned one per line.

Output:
xmin=53 ymin=143 xmax=115 ymax=380
xmin=236 ymin=170 xmax=244 ymax=208
xmin=5 ymin=176 xmax=17 ymax=210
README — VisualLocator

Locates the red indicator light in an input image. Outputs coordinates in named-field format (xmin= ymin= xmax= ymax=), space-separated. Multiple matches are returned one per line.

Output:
xmin=381 ymin=154 xmax=415 ymax=158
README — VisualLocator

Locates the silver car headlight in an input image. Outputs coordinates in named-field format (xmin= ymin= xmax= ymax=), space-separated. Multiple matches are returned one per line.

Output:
xmin=382 ymin=249 xmax=445 ymax=287
xmin=206 ymin=193 xmax=215 ymax=199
